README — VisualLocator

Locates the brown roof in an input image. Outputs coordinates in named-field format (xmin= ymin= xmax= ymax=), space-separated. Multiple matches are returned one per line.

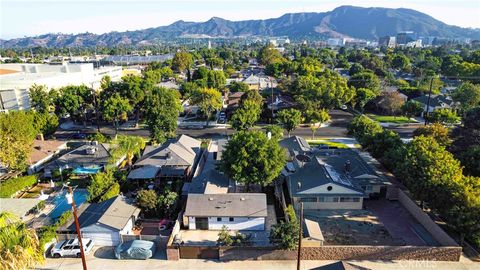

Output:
xmin=29 ymin=140 xmax=66 ymax=165
xmin=0 ymin=69 xmax=19 ymax=75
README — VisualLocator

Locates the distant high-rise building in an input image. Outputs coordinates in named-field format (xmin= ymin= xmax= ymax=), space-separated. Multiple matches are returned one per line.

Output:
xmin=378 ymin=36 xmax=396 ymax=47
xmin=396 ymin=31 xmax=416 ymax=45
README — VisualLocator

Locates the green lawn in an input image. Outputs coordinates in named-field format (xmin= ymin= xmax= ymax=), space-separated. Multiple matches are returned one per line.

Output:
xmin=367 ymin=114 xmax=416 ymax=124
xmin=307 ymin=140 xmax=350 ymax=149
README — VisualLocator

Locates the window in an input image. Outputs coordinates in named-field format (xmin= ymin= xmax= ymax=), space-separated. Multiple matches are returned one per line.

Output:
xmin=333 ymin=197 xmax=339 ymax=202
xmin=299 ymin=197 xmax=317 ymax=202
xmin=353 ymin=198 xmax=360 ymax=202
xmin=327 ymin=186 xmax=333 ymax=191
xmin=318 ymin=197 xmax=325 ymax=202
xmin=217 ymin=217 xmax=222 ymax=222
xmin=229 ymin=217 xmax=234 ymax=222
xmin=366 ymin=186 xmax=373 ymax=191
xmin=340 ymin=197 xmax=361 ymax=202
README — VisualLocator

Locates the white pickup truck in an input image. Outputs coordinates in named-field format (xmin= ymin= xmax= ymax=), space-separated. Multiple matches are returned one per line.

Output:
xmin=50 ymin=238 xmax=94 ymax=258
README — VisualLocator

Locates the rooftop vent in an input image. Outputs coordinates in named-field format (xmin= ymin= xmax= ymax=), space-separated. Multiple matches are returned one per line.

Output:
xmin=208 ymin=197 xmax=214 ymax=201
xmin=296 ymin=154 xmax=311 ymax=163
xmin=240 ymin=197 xmax=245 ymax=201
xmin=85 ymin=146 xmax=97 ymax=155
xmin=166 ymin=151 xmax=172 ymax=159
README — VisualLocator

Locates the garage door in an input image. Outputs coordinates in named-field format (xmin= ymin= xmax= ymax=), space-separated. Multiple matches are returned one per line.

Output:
xmin=82 ymin=232 xmax=120 ymax=246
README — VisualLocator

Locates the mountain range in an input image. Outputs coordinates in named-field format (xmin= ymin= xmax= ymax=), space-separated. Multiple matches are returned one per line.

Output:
xmin=2 ymin=5 xmax=479 ymax=48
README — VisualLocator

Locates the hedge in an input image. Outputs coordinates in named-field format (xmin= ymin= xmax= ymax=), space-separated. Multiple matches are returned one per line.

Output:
xmin=0 ymin=175 xmax=37 ymax=198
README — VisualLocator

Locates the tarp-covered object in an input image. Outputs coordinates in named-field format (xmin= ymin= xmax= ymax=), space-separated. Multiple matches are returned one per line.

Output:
xmin=114 ymin=240 xmax=156 ymax=260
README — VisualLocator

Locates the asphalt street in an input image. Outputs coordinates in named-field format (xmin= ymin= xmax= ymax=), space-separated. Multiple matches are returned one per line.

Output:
xmin=54 ymin=110 xmax=421 ymax=140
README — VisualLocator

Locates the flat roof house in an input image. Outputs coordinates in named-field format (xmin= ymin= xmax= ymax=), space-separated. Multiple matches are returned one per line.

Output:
xmin=280 ymin=137 xmax=389 ymax=210
xmin=44 ymin=141 xmax=123 ymax=177
xmin=127 ymin=135 xmax=201 ymax=181
xmin=184 ymin=193 xmax=267 ymax=231
xmin=57 ymin=196 xmax=140 ymax=246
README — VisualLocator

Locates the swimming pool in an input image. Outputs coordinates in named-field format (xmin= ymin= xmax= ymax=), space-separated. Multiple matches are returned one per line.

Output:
xmin=48 ymin=189 xmax=89 ymax=219
xmin=72 ymin=166 xmax=102 ymax=175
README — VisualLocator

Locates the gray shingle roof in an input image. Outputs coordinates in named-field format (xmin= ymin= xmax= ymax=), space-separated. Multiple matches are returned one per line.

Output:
xmin=135 ymin=135 xmax=201 ymax=168
xmin=184 ymin=193 xmax=267 ymax=218
xmin=60 ymin=196 xmax=140 ymax=232
xmin=45 ymin=142 xmax=113 ymax=170
xmin=412 ymin=95 xmax=454 ymax=108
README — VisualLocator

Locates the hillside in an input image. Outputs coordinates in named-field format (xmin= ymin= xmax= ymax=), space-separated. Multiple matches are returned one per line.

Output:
xmin=2 ymin=6 xmax=479 ymax=48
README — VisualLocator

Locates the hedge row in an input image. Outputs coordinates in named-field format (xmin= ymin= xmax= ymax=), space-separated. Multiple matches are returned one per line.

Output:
xmin=0 ymin=175 xmax=37 ymax=198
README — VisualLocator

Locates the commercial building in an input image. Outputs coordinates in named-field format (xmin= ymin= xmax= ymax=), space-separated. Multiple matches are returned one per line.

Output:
xmin=378 ymin=36 xmax=396 ymax=48
xmin=0 ymin=63 xmax=122 ymax=111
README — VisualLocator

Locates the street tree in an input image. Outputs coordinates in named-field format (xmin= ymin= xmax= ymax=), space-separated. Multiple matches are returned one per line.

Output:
xmin=348 ymin=71 xmax=381 ymax=94
xmin=379 ymin=92 xmax=405 ymax=116
xmin=190 ymin=88 xmax=222 ymax=126
xmin=145 ymin=87 xmax=182 ymax=144
xmin=305 ymin=109 xmax=330 ymax=139
xmin=230 ymin=90 xmax=263 ymax=131
xmin=429 ymin=108 xmax=460 ymax=125
xmin=402 ymin=100 xmax=424 ymax=118
xmin=276 ymin=108 xmax=302 ymax=137
xmin=101 ymin=93 xmax=133 ymax=137
xmin=355 ymin=88 xmax=377 ymax=112
xmin=55 ymin=85 xmax=93 ymax=125
xmin=219 ymin=130 xmax=286 ymax=191
xmin=265 ymin=125 xmax=284 ymax=141
xmin=452 ymin=82 xmax=480 ymax=113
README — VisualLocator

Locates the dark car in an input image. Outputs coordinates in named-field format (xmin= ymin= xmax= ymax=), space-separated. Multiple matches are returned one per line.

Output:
xmin=71 ymin=132 xmax=87 ymax=139
xmin=114 ymin=240 xmax=156 ymax=260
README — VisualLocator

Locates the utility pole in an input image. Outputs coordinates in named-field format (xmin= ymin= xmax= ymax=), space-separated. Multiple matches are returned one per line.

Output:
xmin=67 ymin=186 xmax=88 ymax=270
xmin=424 ymin=77 xmax=434 ymax=126
xmin=296 ymin=202 xmax=304 ymax=270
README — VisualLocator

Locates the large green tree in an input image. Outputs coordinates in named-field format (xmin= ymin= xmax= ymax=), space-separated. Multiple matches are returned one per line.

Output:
xmin=87 ymin=169 xmax=120 ymax=203
xmin=452 ymin=82 xmax=480 ymax=113
xmin=219 ymin=130 xmax=286 ymax=191
xmin=230 ymin=90 xmax=263 ymax=131
xmin=276 ymin=108 xmax=302 ymax=137
xmin=101 ymin=93 xmax=133 ymax=137
xmin=348 ymin=71 xmax=381 ymax=94
xmin=55 ymin=85 xmax=93 ymax=125
xmin=190 ymin=88 xmax=222 ymax=126
xmin=145 ymin=87 xmax=182 ymax=144
xmin=172 ymin=51 xmax=194 ymax=73
xmin=112 ymin=135 xmax=145 ymax=167
xmin=28 ymin=84 xmax=53 ymax=113
xmin=0 ymin=111 xmax=37 ymax=171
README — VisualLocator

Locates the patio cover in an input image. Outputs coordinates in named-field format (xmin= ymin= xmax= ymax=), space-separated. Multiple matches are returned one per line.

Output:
xmin=127 ymin=166 xmax=160 ymax=180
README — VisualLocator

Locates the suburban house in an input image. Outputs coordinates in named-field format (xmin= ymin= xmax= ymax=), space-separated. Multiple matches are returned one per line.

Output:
xmin=280 ymin=137 xmax=389 ymax=210
xmin=44 ymin=141 xmax=124 ymax=177
xmin=242 ymin=74 xmax=271 ymax=90
xmin=266 ymin=94 xmax=297 ymax=113
xmin=127 ymin=135 xmax=201 ymax=181
xmin=27 ymin=139 xmax=67 ymax=175
xmin=183 ymin=193 xmax=267 ymax=231
xmin=57 ymin=196 xmax=140 ymax=246
xmin=412 ymin=94 xmax=455 ymax=116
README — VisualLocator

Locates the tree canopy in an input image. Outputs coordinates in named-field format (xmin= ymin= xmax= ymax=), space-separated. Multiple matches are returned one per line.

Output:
xmin=219 ymin=130 xmax=286 ymax=190
xmin=145 ymin=87 xmax=182 ymax=144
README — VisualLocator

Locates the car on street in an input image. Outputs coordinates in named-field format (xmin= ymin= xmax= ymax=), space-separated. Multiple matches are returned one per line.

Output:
xmin=114 ymin=240 xmax=156 ymax=260
xmin=50 ymin=238 xmax=94 ymax=258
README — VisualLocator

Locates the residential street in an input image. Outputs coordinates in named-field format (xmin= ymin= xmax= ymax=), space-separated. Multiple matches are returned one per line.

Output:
xmin=55 ymin=110 xmax=421 ymax=140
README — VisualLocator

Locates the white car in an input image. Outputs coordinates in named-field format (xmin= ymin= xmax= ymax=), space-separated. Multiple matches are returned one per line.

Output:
xmin=50 ymin=238 xmax=94 ymax=258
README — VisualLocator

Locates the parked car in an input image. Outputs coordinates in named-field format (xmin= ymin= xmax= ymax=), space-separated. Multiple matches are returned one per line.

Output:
xmin=71 ymin=132 xmax=87 ymax=140
xmin=51 ymin=238 xmax=94 ymax=258
xmin=114 ymin=240 xmax=156 ymax=260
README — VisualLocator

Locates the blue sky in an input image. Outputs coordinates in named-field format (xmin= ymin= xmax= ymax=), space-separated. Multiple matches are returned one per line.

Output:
xmin=1 ymin=0 xmax=479 ymax=39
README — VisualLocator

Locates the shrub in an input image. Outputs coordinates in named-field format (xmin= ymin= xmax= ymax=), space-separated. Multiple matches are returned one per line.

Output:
xmin=0 ymin=175 xmax=37 ymax=198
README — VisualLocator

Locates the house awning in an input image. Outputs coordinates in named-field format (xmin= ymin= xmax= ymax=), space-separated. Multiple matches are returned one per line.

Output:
xmin=127 ymin=166 xmax=160 ymax=180
xmin=159 ymin=167 xmax=185 ymax=177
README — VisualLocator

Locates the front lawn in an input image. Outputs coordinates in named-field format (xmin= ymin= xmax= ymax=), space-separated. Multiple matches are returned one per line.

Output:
xmin=307 ymin=140 xmax=350 ymax=149
xmin=367 ymin=114 xmax=416 ymax=124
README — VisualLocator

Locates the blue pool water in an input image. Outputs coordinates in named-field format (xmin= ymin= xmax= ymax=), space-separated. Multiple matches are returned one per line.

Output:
xmin=49 ymin=189 xmax=89 ymax=219
xmin=72 ymin=166 xmax=102 ymax=174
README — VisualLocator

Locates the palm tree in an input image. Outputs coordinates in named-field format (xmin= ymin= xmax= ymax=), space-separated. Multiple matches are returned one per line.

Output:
xmin=0 ymin=212 xmax=43 ymax=270
xmin=113 ymin=135 xmax=146 ymax=167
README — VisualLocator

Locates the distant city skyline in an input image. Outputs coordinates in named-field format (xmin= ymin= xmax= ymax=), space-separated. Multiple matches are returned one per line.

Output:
xmin=1 ymin=0 xmax=479 ymax=39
